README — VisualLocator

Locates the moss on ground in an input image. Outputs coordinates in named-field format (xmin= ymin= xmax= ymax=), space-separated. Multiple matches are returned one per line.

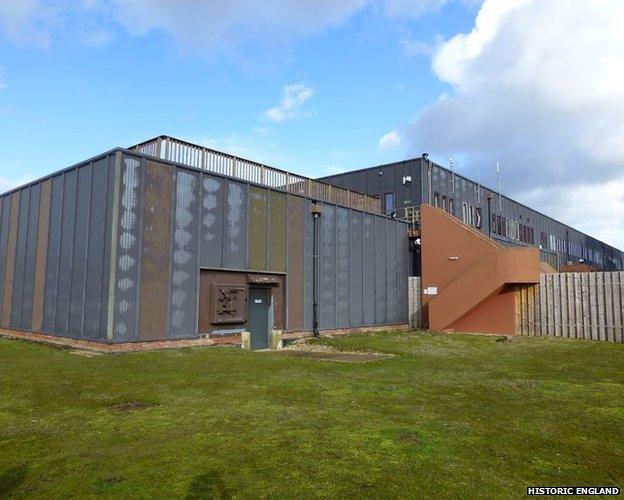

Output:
xmin=0 ymin=331 xmax=623 ymax=498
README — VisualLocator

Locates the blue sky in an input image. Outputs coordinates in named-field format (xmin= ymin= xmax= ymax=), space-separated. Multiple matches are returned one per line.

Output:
xmin=1 ymin=0 xmax=623 ymax=248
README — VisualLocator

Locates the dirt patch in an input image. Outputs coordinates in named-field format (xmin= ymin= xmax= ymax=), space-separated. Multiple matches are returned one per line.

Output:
xmin=108 ymin=401 xmax=157 ymax=412
xmin=397 ymin=432 xmax=421 ymax=445
xmin=282 ymin=342 xmax=394 ymax=363
xmin=69 ymin=349 xmax=103 ymax=357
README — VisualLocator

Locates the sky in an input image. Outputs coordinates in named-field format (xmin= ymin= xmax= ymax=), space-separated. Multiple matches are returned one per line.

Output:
xmin=0 ymin=0 xmax=623 ymax=249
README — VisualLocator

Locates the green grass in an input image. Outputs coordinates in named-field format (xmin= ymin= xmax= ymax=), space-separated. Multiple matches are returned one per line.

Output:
xmin=1 ymin=331 xmax=623 ymax=498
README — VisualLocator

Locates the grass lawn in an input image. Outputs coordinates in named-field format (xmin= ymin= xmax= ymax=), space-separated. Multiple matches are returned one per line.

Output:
xmin=1 ymin=331 xmax=623 ymax=498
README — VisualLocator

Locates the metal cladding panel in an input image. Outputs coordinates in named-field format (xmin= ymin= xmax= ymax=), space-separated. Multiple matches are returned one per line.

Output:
xmin=32 ymin=180 xmax=51 ymax=332
xmin=320 ymin=204 xmax=336 ymax=329
xmin=362 ymin=213 xmax=375 ymax=326
xmin=139 ymin=161 xmax=172 ymax=341
xmin=199 ymin=175 xmax=224 ymax=268
xmin=2 ymin=192 xmax=20 ymax=327
xmin=303 ymin=199 xmax=314 ymax=330
xmin=68 ymin=166 xmax=91 ymax=335
xmin=113 ymin=157 xmax=142 ymax=341
xmin=268 ymin=190 xmax=287 ymax=273
xmin=248 ymin=186 xmax=268 ymax=271
xmin=169 ymin=169 xmax=200 ymax=338
xmin=396 ymin=223 xmax=408 ymax=323
xmin=349 ymin=210 xmax=363 ymax=327
xmin=19 ymin=184 xmax=40 ymax=330
xmin=0 ymin=197 xmax=9 ymax=319
xmin=374 ymin=215 xmax=387 ymax=324
xmin=99 ymin=155 xmax=116 ymax=339
xmin=55 ymin=169 xmax=78 ymax=336
xmin=10 ymin=187 xmax=30 ymax=328
xmin=386 ymin=219 xmax=399 ymax=324
xmin=42 ymin=175 xmax=63 ymax=333
xmin=84 ymin=159 xmax=111 ymax=339
xmin=223 ymin=180 xmax=247 ymax=270
xmin=286 ymin=195 xmax=305 ymax=331
xmin=336 ymin=207 xmax=350 ymax=328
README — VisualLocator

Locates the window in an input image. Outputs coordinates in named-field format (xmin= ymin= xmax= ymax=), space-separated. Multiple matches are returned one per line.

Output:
xmin=491 ymin=213 xmax=497 ymax=234
xmin=462 ymin=202 xmax=469 ymax=224
xmin=469 ymin=205 xmax=475 ymax=226
xmin=497 ymin=215 xmax=502 ymax=235
xmin=384 ymin=192 xmax=395 ymax=215
xmin=475 ymin=207 xmax=482 ymax=229
xmin=448 ymin=198 xmax=454 ymax=216
xmin=433 ymin=192 xmax=440 ymax=208
xmin=442 ymin=195 xmax=447 ymax=212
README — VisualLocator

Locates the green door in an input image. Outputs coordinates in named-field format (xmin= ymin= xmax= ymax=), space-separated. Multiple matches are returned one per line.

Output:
xmin=248 ymin=288 xmax=270 ymax=350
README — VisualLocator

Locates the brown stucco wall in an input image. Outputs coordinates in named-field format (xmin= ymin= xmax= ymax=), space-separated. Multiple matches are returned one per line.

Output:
xmin=420 ymin=204 xmax=539 ymax=335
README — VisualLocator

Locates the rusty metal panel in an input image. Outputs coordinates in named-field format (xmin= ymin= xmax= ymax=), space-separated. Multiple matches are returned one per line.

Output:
xmin=286 ymin=195 xmax=305 ymax=331
xmin=223 ymin=180 xmax=247 ymax=270
xmin=2 ymin=191 xmax=20 ymax=327
xmin=269 ymin=190 xmax=286 ymax=273
xmin=169 ymin=168 xmax=200 ymax=338
xmin=200 ymin=175 xmax=224 ymax=269
xmin=374 ymin=215 xmax=387 ymax=324
xmin=386 ymin=218 xmax=399 ymax=324
xmin=113 ymin=156 xmax=142 ymax=341
xmin=18 ymin=183 xmax=40 ymax=330
xmin=84 ymin=158 xmax=113 ymax=339
xmin=320 ymin=204 xmax=336 ymax=330
xmin=43 ymin=175 xmax=64 ymax=333
xmin=362 ymin=213 xmax=375 ymax=325
xmin=32 ymin=180 xmax=51 ymax=332
xmin=69 ymin=165 xmax=91 ymax=335
xmin=349 ymin=210 xmax=363 ymax=326
xmin=336 ymin=207 xmax=349 ymax=328
xmin=139 ymin=161 xmax=172 ymax=341
xmin=248 ymin=186 xmax=268 ymax=271
xmin=55 ymin=169 xmax=77 ymax=336
xmin=10 ymin=187 xmax=30 ymax=328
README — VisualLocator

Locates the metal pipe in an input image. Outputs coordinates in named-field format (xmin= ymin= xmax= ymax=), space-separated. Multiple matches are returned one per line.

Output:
xmin=311 ymin=203 xmax=322 ymax=337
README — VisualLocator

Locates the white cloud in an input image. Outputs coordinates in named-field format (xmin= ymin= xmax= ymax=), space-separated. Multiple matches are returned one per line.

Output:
xmin=265 ymin=84 xmax=316 ymax=123
xmin=0 ymin=79 xmax=6 ymax=92
xmin=392 ymin=0 xmax=624 ymax=249
xmin=0 ymin=175 xmax=37 ymax=194
xmin=378 ymin=130 xmax=402 ymax=149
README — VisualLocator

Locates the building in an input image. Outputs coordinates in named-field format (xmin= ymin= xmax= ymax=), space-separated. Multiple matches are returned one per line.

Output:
xmin=319 ymin=156 xmax=624 ymax=273
xmin=0 ymin=136 xmax=409 ymax=347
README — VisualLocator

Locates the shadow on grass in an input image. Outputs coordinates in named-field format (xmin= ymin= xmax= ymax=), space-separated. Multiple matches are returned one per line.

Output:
xmin=186 ymin=471 xmax=231 ymax=499
xmin=0 ymin=464 xmax=28 ymax=497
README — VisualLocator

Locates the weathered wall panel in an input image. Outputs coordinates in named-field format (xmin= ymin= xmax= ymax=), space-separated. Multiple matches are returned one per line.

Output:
xmin=10 ymin=187 xmax=30 ymax=327
xmin=113 ymin=157 xmax=141 ymax=341
xmin=336 ymin=207 xmax=350 ymax=328
xmin=268 ymin=191 xmax=286 ymax=273
xmin=320 ymin=204 xmax=336 ymax=329
xmin=397 ymin=223 xmax=408 ymax=323
xmin=68 ymin=166 xmax=91 ymax=335
xmin=386 ymin=220 xmax=399 ymax=324
xmin=303 ymin=199 xmax=314 ymax=330
xmin=286 ymin=195 xmax=305 ymax=331
xmin=0 ymin=197 xmax=9 ymax=320
xmin=248 ymin=186 xmax=268 ymax=271
xmin=139 ymin=161 xmax=172 ymax=341
xmin=2 ymin=192 xmax=20 ymax=327
xmin=18 ymin=184 xmax=40 ymax=330
xmin=56 ymin=169 xmax=77 ymax=335
xmin=362 ymin=213 xmax=376 ymax=326
xmin=169 ymin=169 xmax=200 ymax=338
xmin=223 ymin=180 xmax=247 ymax=270
xmin=200 ymin=175 xmax=224 ymax=269
xmin=83 ymin=159 xmax=111 ymax=339
xmin=42 ymin=176 xmax=63 ymax=333
xmin=374 ymin=216 xmax=387 ymax=324
xmin=32 ymin=180 xmax=51 ymax=331
xmin=349 ymin=210 xmax=363 ymax=327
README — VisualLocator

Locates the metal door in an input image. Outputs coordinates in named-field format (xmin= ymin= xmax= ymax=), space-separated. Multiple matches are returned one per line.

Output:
xmin=248 ymin=287 xmax=270 ymax=349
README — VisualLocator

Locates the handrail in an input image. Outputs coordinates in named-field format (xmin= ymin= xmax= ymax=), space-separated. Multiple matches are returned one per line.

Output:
xmin=129 ymin=136 xmax=382 ymax=213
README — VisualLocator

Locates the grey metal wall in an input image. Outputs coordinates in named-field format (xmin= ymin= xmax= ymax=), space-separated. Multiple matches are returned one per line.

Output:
xmin=0 ymin=154 xmax=116 ymax=340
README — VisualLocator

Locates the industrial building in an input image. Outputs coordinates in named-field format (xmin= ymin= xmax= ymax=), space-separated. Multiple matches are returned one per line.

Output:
xmin=1 ymin=135 xmax=621 ymax=347
xmin=0 ymin=136 xmax=409 ymax=347
xmin=319 ymin=156 xmax=624 ymax=273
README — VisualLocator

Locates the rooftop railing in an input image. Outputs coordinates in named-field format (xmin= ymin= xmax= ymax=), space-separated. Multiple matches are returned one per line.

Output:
xmin=129 ymin=135 xmax=382 ymax=213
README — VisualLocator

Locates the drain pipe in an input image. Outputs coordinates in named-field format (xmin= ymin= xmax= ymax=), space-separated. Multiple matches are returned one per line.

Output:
xmin=311 ymin=203 xmax=322 ymax=337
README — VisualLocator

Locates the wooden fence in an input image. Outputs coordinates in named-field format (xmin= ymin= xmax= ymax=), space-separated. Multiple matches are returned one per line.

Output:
xmin=517 ymin=272 xmax=624 ymax=342
xmin=408 ymin=277 xmax=422 ymax=329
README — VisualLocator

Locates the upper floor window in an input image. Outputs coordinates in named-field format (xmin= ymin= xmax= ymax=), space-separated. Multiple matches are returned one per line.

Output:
xmin=385 ymin=192 xmax=395 ymax=215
